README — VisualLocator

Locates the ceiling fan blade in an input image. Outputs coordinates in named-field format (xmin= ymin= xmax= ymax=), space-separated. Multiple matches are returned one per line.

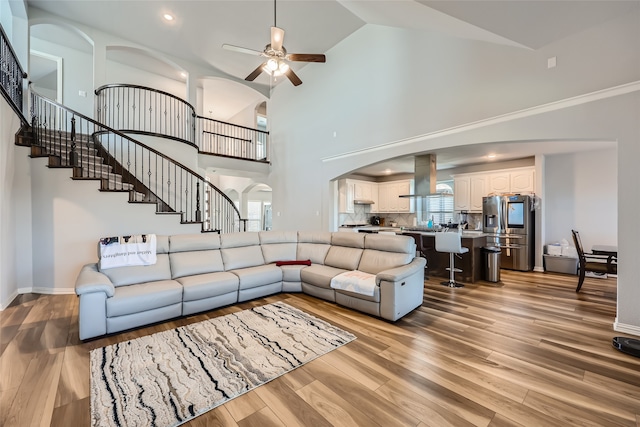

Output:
xmin=271 ymin=26 xmax=285 ymax=51
xmin=286 ymin=53 xmax=326 ymax=63
xmin=284 ymin=68 xmax=302 ymax=86
xmin=245 ymin=63 xmax=267 ymax=82
xmin=222 ymin=44 xmax=263 ymax=56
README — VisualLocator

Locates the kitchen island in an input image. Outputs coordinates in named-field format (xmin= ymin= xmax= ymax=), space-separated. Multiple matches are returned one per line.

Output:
xmin=401 ymin=230 xmax=487 ymax=283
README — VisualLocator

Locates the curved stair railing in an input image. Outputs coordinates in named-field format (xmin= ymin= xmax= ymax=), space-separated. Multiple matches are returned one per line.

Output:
xmin=1 ymin=23 xmax=28 ymax=125
xmin=95 ymin=84 xmax=270 ymax=162
xmin=29 ymin=91 xmax=246 ymax=233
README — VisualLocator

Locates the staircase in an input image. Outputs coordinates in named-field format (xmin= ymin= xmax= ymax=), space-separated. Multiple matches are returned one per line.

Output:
xmin=18 ymin=92 xmax=245 ymax=233
xmin=18 ymin=129 xmax=148 ymax=203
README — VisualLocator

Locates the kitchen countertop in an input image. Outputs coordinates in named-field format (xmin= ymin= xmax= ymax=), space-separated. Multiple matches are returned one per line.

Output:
xmin=356 ymin=226 xmax=404 ymax=232
xmin=400 ymin=229 xmax=488 ymax=238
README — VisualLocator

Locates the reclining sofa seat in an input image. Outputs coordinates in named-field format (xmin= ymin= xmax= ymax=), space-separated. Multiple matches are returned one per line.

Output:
xmin=220 ymin=232 xmax=283 ymax=302
xmin=75 ymin=231 xmax=426 ymax=340
xmin=169 ymin=233 xmax=238 ymax=316
xmin=76 ymin=235 xmax=180 ymax=340
xmin=259 ymin=230 xmax=302 ymax=292
xmin=300 ymin=232 xmax=364 ymax=302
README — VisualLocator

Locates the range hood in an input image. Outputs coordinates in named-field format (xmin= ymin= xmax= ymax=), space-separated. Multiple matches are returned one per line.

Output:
xmin=354 ymin=199 xmax=375 ymax=205
xmin=399 ymin=154 xmax=452 ymax=198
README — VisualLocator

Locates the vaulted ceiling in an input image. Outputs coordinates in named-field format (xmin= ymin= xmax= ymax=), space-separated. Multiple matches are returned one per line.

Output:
xmin=28 ymin=0 xmax=637 ymax=87
xmin=26 ymin=0 xmax=635 ymax=174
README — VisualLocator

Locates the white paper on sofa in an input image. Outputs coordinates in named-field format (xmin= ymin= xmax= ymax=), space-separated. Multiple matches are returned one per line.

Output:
xmin=330 ymin=270 xmax=377 ymax=296
xmin=99 ymin=234 xmax=157 ymax=269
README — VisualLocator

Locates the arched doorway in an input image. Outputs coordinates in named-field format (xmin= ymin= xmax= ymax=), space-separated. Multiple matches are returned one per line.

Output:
xmin=243 ymin=183 xmax=272 ymax=231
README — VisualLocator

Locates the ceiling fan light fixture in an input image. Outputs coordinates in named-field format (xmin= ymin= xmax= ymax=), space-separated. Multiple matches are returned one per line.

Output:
xmin=224 ymin=0 xmax=324 ymax=86
xmin=278 ymin=61 xmax=289 ymax=74
xmin=266 ymin=58 xmax=279 ymax=71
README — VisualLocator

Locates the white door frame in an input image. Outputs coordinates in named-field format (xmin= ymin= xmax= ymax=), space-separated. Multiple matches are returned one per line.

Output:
xmin=30 ymin=49 xmax=63 ymax=103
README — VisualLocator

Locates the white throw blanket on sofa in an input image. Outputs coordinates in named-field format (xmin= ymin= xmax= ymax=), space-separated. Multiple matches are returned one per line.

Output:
xmin=330 ymin=270 xmax=377 ymax=296
xmin=99 ymin=234 xmax=157 ymax=269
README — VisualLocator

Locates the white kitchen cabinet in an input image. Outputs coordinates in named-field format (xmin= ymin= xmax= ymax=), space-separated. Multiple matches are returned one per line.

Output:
xmin=340 ymin=178 xmax=413 ymax=213
xmin=453 ymin=167 xmax=534 ymax=212
xmin=397 ymin=180 xmax=413 ymax=212
xmin=338 ymin=179 xmax=355 ymax=213
xmin=369 ymin=183 xmax=379 ymax=213
xmin=354 ymin=181 xmax=372 ymax=201
xmin=377 ymin=183 xmax=390 ymax=212
xmin=454 ymin=176 xmax=470 ymax=211
xmin=377 ymin=180 xmax=414 ymax=213
xmin=469 ymin=175 xmax=488 ymax=211
xmin=489 ymin=172 xmax=511 ymax=194
xmin=510 ymin=169 xmax=535 ymax=193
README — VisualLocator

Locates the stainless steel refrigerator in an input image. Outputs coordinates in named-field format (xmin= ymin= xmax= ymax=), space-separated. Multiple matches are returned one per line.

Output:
xmin=483 ymin=195 xmax=535 ymax=271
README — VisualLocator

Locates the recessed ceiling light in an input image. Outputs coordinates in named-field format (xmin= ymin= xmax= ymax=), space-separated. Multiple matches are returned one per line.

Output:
xmin=180 ymin=72 xmax=187 ymax=78
xmin=163 ymin=13 xmax=174 ymax=21
xmin=384 ymin=169 xmax=392 ymax=175
xmin=487 ymin=154 xmax=497 ymax=159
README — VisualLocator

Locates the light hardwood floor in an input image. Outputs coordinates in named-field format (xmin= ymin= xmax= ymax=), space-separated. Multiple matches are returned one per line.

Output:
xmin=1 ymin=270 xmax=639 ymax=426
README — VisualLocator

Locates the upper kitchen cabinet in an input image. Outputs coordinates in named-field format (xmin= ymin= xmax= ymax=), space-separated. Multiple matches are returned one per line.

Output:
xmin=338 ymin=178 xmax=414 ymax=213
xmin=338 ymin=179 xmax=379 ymax=213
xmin=490 ymin=167 xmax=535 ymax=195
xmin=369 ymin=183 xmax=379 ymax=214
xmin=489 ymin=172 xmax=511 ymax=194
xmin=454 ymin=174 xmax=488 ymax=213
xmin=354 ymin=181 xmax=374 ymax=202
xmin=338 ymin=179 xmax=355 ymax=213
xmin=470 ymin=175 xmax=488 ymax=211
xmin=510 ymin=168 xmax=535 ymax=193
xmin=453 ymin=167 xmax=534 ymax=212
xmin=454 ymin=176 xmax=471 ymax=211
xmin=378 ymin=180 xmax=415 ymax=213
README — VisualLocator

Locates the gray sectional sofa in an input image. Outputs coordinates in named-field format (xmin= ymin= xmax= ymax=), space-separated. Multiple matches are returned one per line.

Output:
xmin=75 ymin=231 xmax=426 ymax=340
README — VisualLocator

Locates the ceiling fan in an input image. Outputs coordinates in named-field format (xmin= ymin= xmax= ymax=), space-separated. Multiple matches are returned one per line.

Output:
xmin=222 ymin=0 xmax=326 ymax=86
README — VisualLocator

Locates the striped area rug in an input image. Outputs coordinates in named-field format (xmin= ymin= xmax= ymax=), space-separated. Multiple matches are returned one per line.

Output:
xmin=90 ymin=302 xmax=356 ymax=427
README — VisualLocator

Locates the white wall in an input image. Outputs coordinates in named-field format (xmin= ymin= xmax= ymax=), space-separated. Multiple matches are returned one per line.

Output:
xmin=30 ymin=35 xmax=94 ymax=116
xmin=29 ymin=157 xmax=201 ymax=292
xmin=1 ymin=1 xmax=31 ymax=310
xmin=1 ymin=99 xmax=26 ymax=308
xmin=545 ymin=149 xmax=617 ymax=251
xmin=226 ymin=102 xmax=257 ymax=128
xmin=106 ymin=60 xmax=186 ymax=100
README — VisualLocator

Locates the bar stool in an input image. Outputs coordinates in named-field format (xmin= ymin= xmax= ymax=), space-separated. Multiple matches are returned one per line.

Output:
xmin=435 ymin=231 xmax=468 ymax=288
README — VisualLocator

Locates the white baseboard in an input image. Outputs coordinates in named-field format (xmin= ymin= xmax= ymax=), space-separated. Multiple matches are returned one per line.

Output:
xmin=1 ymin=287 xmax=76 ymax=311
xmin=613 ymin=319 xmax=640 ymax=337
xmin=19 ymin=287 xmax=76 ymax=295
xmin=533 ymin=266 xmax=545 ymax=273
xmin=0 ymin=290 xmax=20 ymax=311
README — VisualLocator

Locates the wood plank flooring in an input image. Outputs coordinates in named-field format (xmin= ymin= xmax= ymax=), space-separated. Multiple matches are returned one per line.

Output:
xmin=1 ymin=270 xmax=639 ymax=426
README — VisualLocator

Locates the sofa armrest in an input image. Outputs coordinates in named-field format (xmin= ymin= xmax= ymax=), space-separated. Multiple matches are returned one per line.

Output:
xmin=377 ymin=257 xmax=426 ymax=321
xmin=75 ymin=263 xmax=115 ymax=297
xmin=376 ymin=257 xmax=426 ymax=285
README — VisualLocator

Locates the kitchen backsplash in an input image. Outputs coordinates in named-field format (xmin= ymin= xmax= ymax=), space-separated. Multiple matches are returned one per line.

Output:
xmin=339 ymin=206 xmax=484 ymax=229
xmin=339 ymin=205 xmax=416 ymax=226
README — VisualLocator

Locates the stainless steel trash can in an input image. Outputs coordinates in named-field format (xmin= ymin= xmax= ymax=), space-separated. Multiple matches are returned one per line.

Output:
xmin=483 ymin=246 xmax=501 ymax=282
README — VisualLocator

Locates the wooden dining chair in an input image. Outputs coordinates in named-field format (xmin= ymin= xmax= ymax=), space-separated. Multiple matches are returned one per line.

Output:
xmin=571 ymin=229 xmax=617 ymax=292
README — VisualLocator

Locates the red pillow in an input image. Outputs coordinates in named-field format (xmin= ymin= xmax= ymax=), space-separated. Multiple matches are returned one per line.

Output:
xmin=275 ymin=259 xmax=311 ymax=266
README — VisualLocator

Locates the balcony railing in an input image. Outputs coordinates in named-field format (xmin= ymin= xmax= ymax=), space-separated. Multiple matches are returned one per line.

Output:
xmin=95 ymin=84 xmax=270 ymax=162
xmin=31 ymin=91 xmax=245 ymax=233
xmin=0 ymin=23 xmax=28 ymax=125
xmin=95 ymin=84 xmax=197 ymax=146
xmin=196 ymin=116 xmax=269 ymax=162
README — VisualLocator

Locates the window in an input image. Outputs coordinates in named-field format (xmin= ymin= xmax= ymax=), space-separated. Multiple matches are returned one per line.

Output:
xmin=246 ymin=200 xmax=272 ymax=231
xmin=246 ymin=201 xmax=262 ymax=232
xmin=426 ymin=182 xmax=455 ymax=225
